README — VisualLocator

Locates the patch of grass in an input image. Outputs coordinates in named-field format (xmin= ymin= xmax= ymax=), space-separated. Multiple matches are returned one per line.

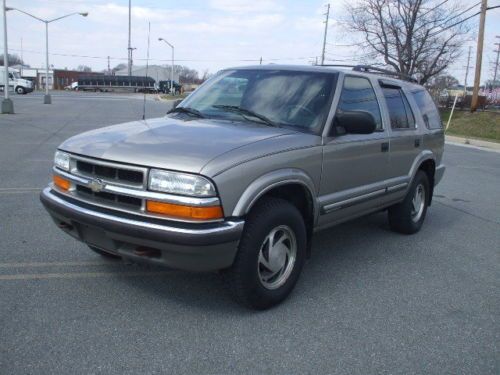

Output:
xmin=440 ymin=109 xmax=500 ymax=143
xmin=160 ymin=93 xmax=189 ymax=100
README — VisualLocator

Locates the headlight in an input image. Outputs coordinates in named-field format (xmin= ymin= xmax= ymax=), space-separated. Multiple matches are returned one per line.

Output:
xmin=149 ymin=169 xmax=216 ymax=197
xmin=54 ymin=150 xmax=70 ymax=171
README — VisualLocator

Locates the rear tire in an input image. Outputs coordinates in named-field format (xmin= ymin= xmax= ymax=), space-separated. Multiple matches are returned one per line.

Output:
xmin=388 ymin=170 xmax=429 ymax=234
xmin=88 ymin=245 xmax=121 ymax=259
xmin=225 ymin=197 xmax=307 ymax=310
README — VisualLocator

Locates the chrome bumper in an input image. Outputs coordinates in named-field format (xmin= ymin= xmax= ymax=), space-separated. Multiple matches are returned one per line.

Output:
xmin=40 ymin=187 xmax=244 ymax=271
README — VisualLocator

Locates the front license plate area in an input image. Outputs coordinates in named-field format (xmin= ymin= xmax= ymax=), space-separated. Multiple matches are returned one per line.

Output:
xmin=77 ymin=224 xmax=116 ymax=251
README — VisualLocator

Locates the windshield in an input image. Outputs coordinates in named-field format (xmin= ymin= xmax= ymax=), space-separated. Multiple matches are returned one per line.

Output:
xmin=12 ymin=71 xmax=21 ymax=79
xmin=178 ymin=69 xmax=337 ymax=134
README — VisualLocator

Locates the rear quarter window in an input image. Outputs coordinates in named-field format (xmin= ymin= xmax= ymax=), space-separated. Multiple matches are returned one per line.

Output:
xmin=411 ymin=89 xmax=442 ymax=129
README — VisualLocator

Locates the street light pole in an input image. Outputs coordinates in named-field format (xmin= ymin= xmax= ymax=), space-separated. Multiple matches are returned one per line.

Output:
xmin=1 ymin=0 xmax=14 ymax=114
xmin=44 ymin=21 xmax=50 ymax=103
xmin=158 ymin=38 xmax=174 ymax=95
xmin=5 ymin=8 xmax=88 ymax=104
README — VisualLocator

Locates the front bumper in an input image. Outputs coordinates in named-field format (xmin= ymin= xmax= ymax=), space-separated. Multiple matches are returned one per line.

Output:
xmin=40 ymin=187 xmax=244 ymax=271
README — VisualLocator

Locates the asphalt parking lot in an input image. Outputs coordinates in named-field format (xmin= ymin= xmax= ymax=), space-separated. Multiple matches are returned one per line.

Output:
xmin=0 ymin=92 xmax=499 ymax=375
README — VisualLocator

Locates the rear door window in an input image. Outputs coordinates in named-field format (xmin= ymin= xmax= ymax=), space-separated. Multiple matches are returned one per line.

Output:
xmin=411 ymin=89 xmax=442 ymax=129
xmin=382 ymin=87 xmax=415 ymax=130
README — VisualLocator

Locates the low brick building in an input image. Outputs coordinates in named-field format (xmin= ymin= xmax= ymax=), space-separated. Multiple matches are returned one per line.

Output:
xmin=53 ymin=70 xmax=103 ymax=90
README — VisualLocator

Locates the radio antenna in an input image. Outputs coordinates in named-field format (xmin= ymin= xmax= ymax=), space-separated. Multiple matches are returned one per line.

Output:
xmin=142 ymin=21 xmax=151 ymax=121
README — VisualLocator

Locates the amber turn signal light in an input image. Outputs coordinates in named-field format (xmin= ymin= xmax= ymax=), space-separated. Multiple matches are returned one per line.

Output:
xmin=146 ymin=200 xmax=223 ymax=220
xmin=53 ymin=175 xmax=71 ymax=191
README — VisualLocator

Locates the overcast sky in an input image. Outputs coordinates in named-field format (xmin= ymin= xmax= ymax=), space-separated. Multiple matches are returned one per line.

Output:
xmin=3 ymin=0 xmax=500 ymax=84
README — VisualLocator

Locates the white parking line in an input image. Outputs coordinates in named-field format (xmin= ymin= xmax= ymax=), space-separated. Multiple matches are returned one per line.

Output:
xmin=0 ymin=261 xmax=110 ymax=268
xmin=0 ymin=270 xmax=174 ymax=281
xmin=0 ymin=188 xmax=42 ymax=194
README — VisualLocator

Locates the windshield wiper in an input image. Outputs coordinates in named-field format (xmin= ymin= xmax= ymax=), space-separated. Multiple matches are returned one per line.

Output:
xmin=167 ymin=106 xmax=205 ymax=118
xmin=212 ymin=105 xmax=278 ymax=127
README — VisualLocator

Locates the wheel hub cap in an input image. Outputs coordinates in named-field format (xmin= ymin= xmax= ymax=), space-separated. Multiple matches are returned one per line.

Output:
xmin=257 ymin=225 xmax=297 ymax=290
xmin=411 ymin=184 xmax=425 ymax=222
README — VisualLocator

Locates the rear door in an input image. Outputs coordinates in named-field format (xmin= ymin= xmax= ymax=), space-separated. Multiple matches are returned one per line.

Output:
xmin=379 ymin=82 xmax=422 ymax=182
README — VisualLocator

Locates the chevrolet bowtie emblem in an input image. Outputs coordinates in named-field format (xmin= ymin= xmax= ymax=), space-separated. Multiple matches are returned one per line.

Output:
xmin=89 ymin=178 xmax=106 ymax=193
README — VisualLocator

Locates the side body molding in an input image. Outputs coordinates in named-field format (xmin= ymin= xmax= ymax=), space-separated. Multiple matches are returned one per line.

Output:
xmin=232 ymin=169 xmax=318 ymax=219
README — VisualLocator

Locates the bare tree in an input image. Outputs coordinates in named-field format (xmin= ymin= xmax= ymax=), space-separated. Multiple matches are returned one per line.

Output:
xmin=111 ymin=63 xmax=127 ymax=74
xmin=76 ymin=65 xmax=92 ymax=72
xmin=346 ymin=0 xmax=472 ymax=83
xmin=0 ymin=53 xmax=24 ymax=66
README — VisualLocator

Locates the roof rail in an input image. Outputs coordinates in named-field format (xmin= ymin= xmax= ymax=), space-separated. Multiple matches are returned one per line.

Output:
xmin=352 ymin=65 xmax=418 ymax=83
xmin=319 ymin=64 xmax=418 ymax=83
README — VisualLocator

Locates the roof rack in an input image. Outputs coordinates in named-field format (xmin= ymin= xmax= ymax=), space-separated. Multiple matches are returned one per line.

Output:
xmin=319 ymin=64 xmax=418 ymax=83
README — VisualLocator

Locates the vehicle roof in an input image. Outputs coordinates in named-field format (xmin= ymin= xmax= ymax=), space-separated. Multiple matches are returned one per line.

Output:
xmin=223 ymin=64 xmax=424 ymax=90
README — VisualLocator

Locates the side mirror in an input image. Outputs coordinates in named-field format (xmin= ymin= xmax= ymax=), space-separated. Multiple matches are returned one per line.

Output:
xmin=335 ymin=110 xmax=377 ymax=134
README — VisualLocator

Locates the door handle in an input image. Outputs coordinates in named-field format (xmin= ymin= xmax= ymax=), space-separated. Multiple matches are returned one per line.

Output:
xmin=414 ymin=138 xmax=421 ymax=148
xmin=381 ymin=142 xmax=389 ymax=152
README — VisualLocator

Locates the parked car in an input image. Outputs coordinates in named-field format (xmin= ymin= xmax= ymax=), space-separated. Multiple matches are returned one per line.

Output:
xmin=40 ymin=65 xmax=445 ymax=309
xmin=158 ymin=80 xmax=182 ymax=95
xmin=64 ymin=82 xmax=79 ymax=91
xmin=0 ymin=67 xmax=33 ymax=94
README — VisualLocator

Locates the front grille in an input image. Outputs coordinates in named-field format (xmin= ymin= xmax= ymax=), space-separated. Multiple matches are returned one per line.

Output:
xmin=76 ymin=185 xmax=142 ymax=209
xmin=76 ymin=160 xmax=143 ymax=184
xmin=65 ymin=156 xmax=148 ymax=214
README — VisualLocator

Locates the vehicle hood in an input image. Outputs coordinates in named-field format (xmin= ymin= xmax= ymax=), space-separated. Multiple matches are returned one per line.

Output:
xmin=59 ymin=116 xmax=297 ymax=174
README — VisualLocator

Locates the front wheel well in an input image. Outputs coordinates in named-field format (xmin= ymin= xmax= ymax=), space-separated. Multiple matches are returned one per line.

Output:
xmin=249 ymin=183 xmax=315 ymax=256
xmin=418 ymin=159 xmax=436 ymax=205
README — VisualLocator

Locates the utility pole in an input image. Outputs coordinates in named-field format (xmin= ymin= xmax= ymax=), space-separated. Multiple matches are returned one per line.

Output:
xmin=20 ymin=37 xmax=23 ymax=76
xmin=259 ymin=57 xmax=262 ymax=65
xmin=493 ymin=36 xmax=500 ymax=86
xmin=1 ymin=0 xmax=14 ymax=114
xmin=463 ymin=46 xmax=472 ymax=96
xmin=107 ymin=56 xmax=111 ymax=74
xmin=471 ymin=0 xmax=487 ymax=112
xmin=320 ymin=3 xmax=330 ymax=66
xmin=127 ymin=0 xmax=132 ymax=76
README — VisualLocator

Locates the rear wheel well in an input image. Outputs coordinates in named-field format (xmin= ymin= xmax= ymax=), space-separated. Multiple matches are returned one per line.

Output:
xmin=418 ymin=159 xmax=435 ymax=205
xmin=250 ymin=184 xmax=315 ymax=256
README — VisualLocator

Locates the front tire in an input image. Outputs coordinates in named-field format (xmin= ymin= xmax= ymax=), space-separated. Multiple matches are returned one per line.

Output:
xmin=388 ymin=170 xmax=430 ymax=234
xmin=15 ymin=86 xmax=25 ymax=95
xmin=226 ymin=197 xmax=307 ymax=310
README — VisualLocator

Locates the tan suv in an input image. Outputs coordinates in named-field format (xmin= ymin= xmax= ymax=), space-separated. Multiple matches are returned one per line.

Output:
xmin=41 ymin=65 xmax=445 ymax=309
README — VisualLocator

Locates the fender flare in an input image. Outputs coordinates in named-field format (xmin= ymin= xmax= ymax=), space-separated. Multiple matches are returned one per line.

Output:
xmin=231 ymin=168 xmax=318 ymax=220
xmin=408 ymin=150 xmax=436 ymax=182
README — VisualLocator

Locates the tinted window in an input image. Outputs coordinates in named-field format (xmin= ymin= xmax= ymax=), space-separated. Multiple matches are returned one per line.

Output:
xmin=383 ymin=87 xmax=415 ymax=129
xmin=411 ymin=89 xmax=442 ymax=129
xmin=334 ymin=76 xmax=382 ymax=134
xmin=180 ymin=69 xmax=336 ymax=134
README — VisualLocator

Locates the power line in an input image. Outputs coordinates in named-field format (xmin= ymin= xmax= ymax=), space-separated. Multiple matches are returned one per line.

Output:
xmin=426 ymin=3 xmax=500 ymax=39
xmin=6 ymin=47 xmax=318 ymax=63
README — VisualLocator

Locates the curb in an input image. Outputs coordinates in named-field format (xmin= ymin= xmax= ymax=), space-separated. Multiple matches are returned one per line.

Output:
xmin=445 ymin=135 xmax=500 ymax=153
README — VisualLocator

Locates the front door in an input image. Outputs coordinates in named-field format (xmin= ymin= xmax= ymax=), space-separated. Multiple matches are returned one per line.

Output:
xmin=317 ymin=75 xmax=391 ymax=229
